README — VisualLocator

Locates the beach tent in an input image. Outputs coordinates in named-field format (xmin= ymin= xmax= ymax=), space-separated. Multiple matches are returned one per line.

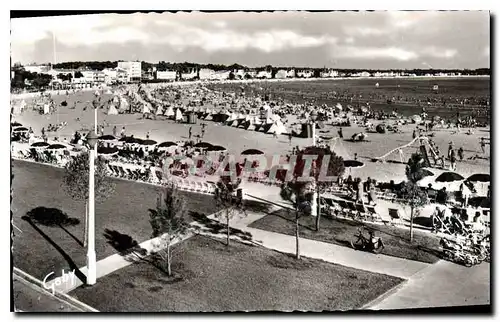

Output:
xmin=108 ymin=104 xmax=118 ymax=115
xmin=11 ymin=101 xmax=22 ymax=115
xmin=119 ymin=98 xmax=129 ymax=112
xmin=113 ymin=96 xmax=120 ymax=104
xmin=204 ymin=114 xmax=213 ymax=121
xmin=43 ymin=103 xmax=50 ymax=115
xmin=175 ymin=109 xmax=183 ymax=122
xmin=164 ymin=106 xmax=175 ymax=117
xmin=106 ymin=89 xmax=113 ymax=94
xmin=266 ymin=120 xmax=287 ymax=135
xmin=156 ymin=105 xmax=164 ymax=115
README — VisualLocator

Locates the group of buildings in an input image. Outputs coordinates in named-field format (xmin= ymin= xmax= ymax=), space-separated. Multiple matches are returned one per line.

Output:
xmin=15 ymin=61 xmax=472 ymax=89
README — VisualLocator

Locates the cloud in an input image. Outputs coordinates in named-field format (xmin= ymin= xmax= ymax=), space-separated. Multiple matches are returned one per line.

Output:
xmin=344 ymin=37 xmax=355 ymax=44
xmin=335 ymin=46 xmax=419 ymax=61
xmin=422 ymin=47 xmax=458 ymax=59
xmin=10 ymin=12 xmax=489 ymax=69
xmin=343 ymin=27 xmax=389 ymax=37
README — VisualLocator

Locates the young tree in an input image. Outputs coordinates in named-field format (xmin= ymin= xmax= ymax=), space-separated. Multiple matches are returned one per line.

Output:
xmin=279 ymin=180 xmax=311 ymax=259
xmin=214 ymin=176 xmax=245 ymax=247
xmin=401 ymin=153 xmax=429 ymax=242
xmin=62 ymin=153 xmax=115 ymax=246
xmin=285 ymin=146 xmax=345 ymax=231
xmin=149 ymin=184 xmax=189 ymax=276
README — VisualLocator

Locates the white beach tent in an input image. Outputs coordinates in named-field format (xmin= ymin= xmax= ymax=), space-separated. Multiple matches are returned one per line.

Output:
xmin=43 ymin=103 xmax=51 ymax=115
xmin=156 ymin=105 xmax=164 ymax=115
xmin=175 ymin=109 xmax=184 ymax=122
xmin=266 ymin=120 xmax=287 ymax=135
xmin=106 ymin=89 xmax=113 ymax=94
xmin=119 ymin=98 xmax=129 ymax=112
xmin=164 ymin=106 xmax=175 ymax=117
xmin=108 ymin=104 xmax=119 ymax=115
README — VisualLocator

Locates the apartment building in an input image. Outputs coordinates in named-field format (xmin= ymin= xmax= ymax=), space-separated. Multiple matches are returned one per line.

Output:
xmin=117 ymin=61 xmax=142 ymax=82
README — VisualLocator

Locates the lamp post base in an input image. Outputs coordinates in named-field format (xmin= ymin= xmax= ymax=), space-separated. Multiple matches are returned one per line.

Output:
xmin=86 ymin=251 xmax=97 ymax=285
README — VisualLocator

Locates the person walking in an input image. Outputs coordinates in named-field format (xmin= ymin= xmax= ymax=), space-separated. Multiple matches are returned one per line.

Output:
xmin=450 ymin=149 xmax=457 ymax=171
xmin=338 ymin=127 xmax=343 ymax=139
xmin=288 ymin=132 xmax=292 ymax=145
xmin=188 ymin=126 xmax=192 ymax=140
xmin=480 ymin=138 xmax=486 ymax=154
xmin=120 ymin=127 xmax=126 ymax=138
xmin=112 ymin=126 xmax=117 ymax=137
xmin=457 ymin=147 xmax=464 ymax=161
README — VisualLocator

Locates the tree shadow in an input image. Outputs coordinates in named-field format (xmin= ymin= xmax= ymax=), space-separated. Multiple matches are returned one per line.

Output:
xmin=21 ymin=216 xmax=87 ymax=284
xmin=243 ymin=200 xmax=272 ymax=213
xmin=24 ymin=207 xmax=82 ymax=247
xmin=189 ymin=212 xmax=254 ymax=243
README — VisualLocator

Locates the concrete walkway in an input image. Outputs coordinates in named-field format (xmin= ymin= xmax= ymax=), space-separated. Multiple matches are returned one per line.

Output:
xmin=369 ymin=260 xmax=490 ymax=310
xmin=230 ymin=210 xmax=430 ymax=279
xmin=229 ymin=206 xmax=490 ymax=310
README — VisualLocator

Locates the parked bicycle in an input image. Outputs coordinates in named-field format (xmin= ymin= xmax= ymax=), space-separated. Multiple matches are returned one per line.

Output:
xmin=350 ymin=227 xmax=384 ymax=254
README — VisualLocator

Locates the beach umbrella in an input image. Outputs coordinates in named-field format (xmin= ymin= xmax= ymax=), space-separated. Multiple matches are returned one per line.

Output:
xmin=207 ymin=145 xmax=226 ymax=152
xmin=47 ymin=143 xmax=67 ymax=150
xmin=343 ymin=160 xmax=364 ymax=175
xmin=141 ymin=139 xmax=157 ymax=146
xmin=158 ymin=141 xmax=177 ymax=148
xmin=241 ymin=149 xmax=264 ymax=155
xmin=466 ymin=173 xmax=490 ymax=183
xmin=97 ymin=146 xmax=119 ymax=155
xmin=98 ymin=135 xmax=116 ymax=141
xmin=12 ymin=127 xmax=29 ymax=132
xmin=420 ymin=169 xmax=434 ymax=178
xmin=343 ymin=160 xmax=364 ymax=169
xmin=11 ymin=122 xmax=22 ymax=127
xmin=435 ymin=172 xmax=464 ymax=183
xmin=193 ymin=142 xmax=213 ymax=149
xmin=30 ymin=142 xmax=49 ymax=148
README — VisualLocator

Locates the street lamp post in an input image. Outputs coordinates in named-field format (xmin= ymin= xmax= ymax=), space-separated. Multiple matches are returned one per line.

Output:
xmin=86 ymin=131 xmax=98 ymax=285
xmin=310 ymin=111 xmax=318 ymax=218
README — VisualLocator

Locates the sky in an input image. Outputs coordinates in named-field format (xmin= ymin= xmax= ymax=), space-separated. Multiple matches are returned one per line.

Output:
xmin=10 ymin=11 xmax=490 ymax=69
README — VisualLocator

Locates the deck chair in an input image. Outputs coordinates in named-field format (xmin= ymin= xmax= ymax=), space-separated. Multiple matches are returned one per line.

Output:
xmin=432 ymin=214 xmax=452 ymax=235
xmin=336 ymin=199 xmax=350 ymax=218
xmin=388 ymin=208 xmax=404 ymax=226
xmin=346 ymin=201 xmax=358 ymax=219
xmin=427 ymin=189 xmax=437 ymax=203
xmin=354 ymin=203 xmax=368 ymax=221
xmin=155 ymin=170 xmax=164 ymax=184
xmin=366 ymin=206 xmax=386 ymax=224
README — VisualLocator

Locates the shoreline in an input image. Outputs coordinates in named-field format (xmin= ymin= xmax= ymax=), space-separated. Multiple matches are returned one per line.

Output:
xmin=10 ymin=75 xmax=490 ymax=99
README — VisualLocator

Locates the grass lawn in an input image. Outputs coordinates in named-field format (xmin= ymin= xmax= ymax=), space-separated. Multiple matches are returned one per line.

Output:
xmin=69 ymin=235 xmax=403 ymax=312
xmin=249 ymin=209 xmax=442 ymax=264
xmin=11 ymin=159 xmax=218 ymax=282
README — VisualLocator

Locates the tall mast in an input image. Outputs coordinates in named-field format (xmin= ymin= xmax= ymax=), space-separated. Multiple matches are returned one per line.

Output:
xmin=52 ymin=31 xmax=57 ymax=69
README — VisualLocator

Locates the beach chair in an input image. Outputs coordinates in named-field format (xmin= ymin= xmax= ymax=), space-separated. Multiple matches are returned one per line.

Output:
xmin=117 ymin=166 xmax=127 ymax=178
xmin=155 ymin=170 xmax=164 ymax=184
xmin=345 ymin=201 xmax=358 ymax=218
xmin=427 ymin=189 xmax=437 ymax=203
xmin=336 ymin=199 xmax=350 ymax=218
xmin=107 ymin=164 xmax=115 ymax=176
xmin=354 ymin=203 xmax=368 ymax=221
xmin=388 ymin=208 xmax=404 ymax=226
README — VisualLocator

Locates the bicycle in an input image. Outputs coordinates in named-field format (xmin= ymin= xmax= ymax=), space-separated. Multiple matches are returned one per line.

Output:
xmin=350 ymin=227 xmax=385 ymax=254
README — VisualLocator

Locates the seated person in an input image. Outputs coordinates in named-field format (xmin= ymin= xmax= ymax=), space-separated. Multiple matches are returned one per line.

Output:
xmin=367 ymin=230 xmax=380 ymax=246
